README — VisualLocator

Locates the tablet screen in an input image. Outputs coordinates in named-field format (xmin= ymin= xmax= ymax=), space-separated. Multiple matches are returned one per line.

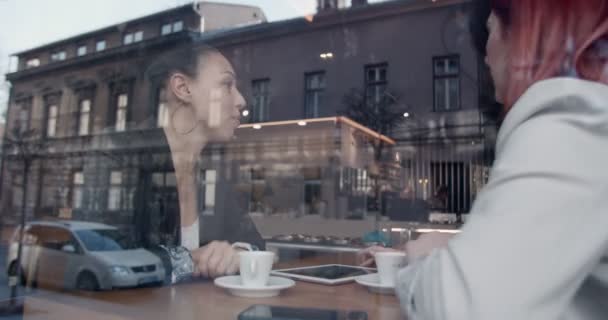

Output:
xmin=282 ymin=265 xmax=373 ymax=280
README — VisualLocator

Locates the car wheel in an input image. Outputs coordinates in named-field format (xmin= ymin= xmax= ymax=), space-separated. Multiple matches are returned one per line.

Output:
xmin=8 ymin=261 xmax=26 ymax=286
xmin=76 ymin=272 xmax=99 ymax=291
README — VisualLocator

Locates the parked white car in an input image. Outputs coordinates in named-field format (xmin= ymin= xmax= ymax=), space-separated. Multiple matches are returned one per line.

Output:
xmin=7 ymin=220 xmax=165 ymax=291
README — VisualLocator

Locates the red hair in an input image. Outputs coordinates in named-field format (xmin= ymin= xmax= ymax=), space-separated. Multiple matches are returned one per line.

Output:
xmin=491 ymin=0 xmax=608 ymax=108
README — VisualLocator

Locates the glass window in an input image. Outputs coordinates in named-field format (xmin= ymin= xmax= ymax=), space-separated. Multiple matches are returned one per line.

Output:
xmin=161 ymin=23 xmax=172 ymax=35
xmin=77 ymin=45 xmax=87 ymax=56
xmin=72 ymin=172 xmax=84 ymax=209
xmin=134 ymin=30 xmax=144 ymax=42
xmin=304 ymin=72 xmax=326 ymax=118
xmin=15 ymin=98 xmax=32 ymax=133
xmin=11 ymin=173 xmax=23 ymax=209
xmin=96 ymin=40 xmax=106 ymax=51
xmin=199 ymin=169 xmax=217 ymax=213
xmin=123 ymin=33 xmax=134 ymax=45
xmin=51 ymin=51 xmax=66 ymax=62
xmin=156 ymin=88 xmax=168 ymax=127
xmin=173 ymin=20 xmax=183 ymax=32
xmin=108 ymin=171 xmax=122 ymax=210
xmin=251 ymin=79 xmax=270 ymax=122
xmin=2 ymin=1 xmax=507 ymax=311
xmin=115 ymin=93 xmax=128 ymax=131
xmin=46 ymin=104 xmax=58 ymax=137
xmin=433 ymin=56 xmax=460 ymax=111
xmin=25 ymin=58 xmax=40 ymax=68
xmin=78 ymin=99 xmax=91 ymax=136
xmin=365 ymin=63 xmax=388 ymax=107
xmin=74 ymin=229 xmax=136 ymax=251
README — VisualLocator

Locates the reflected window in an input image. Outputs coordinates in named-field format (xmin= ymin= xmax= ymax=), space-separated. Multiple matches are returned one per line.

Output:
xmin=96 ymin=40 xmax=106 ymax=52
xmin=199 ymin=170 xmax=217 ymax=214
xmin=173 ymin=20 xmax=184 ymax=32
xmin=123 ymin=33 xmax=133 ymax=45
xmin=115 ymin=93 xmax=128 ymax=132
xmin=134 ymin=30 xmax=144 ymax=42
xmin=40 ymin=173 xmax=59 ymax=208
xmin=107 ymin=170 xmax=134 ymax=211
xmin=108 ymin=171 xmax=123 ymax=210
xmin=124 ymin=31 xmax=144 ymax=45
xmin=77 ymin=45 xmax=87 ymax=57
xmin=15 ymin=98 xmax=32 ymax=133
xmin=25 ymin=58 xmax=40 ymax=68
xmin=50 ymin=50 xmax=67 ymax=62
xmin=304 ymin=72 xmax=326 ymax=118
xmin=46 ymin=104 xmax=59 ymax=138
xmin=72 ymin=172 xmax=85 ymax=209
xmin=156 ymin=88 xmax=168 ymax=127
xmin=78 ymin=99 xmax=91 ymax=136
xmin=75 ymin=229 xmax=136 ymax=251
xmin=11 ymin=173 xmax=23 ymax=209
xmin=161 ymin=20 xmax=183 ymax=35
xmin=433 ymin=55 xmax=460 ymax=111
xmin=365 ymin=63 xmax=388 ymax=108
xmin=251 ymin=79 xmax=270 ymax=122
xmin=161 ymin=23 xmax=172 ymax=35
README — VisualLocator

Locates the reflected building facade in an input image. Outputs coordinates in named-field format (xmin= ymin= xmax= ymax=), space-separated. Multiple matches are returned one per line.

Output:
xmin=1 ymin=0 xmax=494 ymax=240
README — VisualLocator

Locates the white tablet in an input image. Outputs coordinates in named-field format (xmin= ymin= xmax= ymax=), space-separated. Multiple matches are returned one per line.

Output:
xmin=271 ymin=264 xmax=376 ymax=285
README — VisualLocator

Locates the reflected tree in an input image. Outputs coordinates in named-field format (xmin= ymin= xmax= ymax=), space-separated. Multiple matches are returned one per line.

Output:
xmin=340 ymin=88 xmax=405 ymax=216
xmin=3 ymin=127 xmax=46 ymax=302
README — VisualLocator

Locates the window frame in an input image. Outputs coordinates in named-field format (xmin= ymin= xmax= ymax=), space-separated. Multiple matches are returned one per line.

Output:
xmin=45 ymin=104 xmax=59 ymax=138
xmin=77 ymin=98 xmax=92 ymax=136
xmin=96 ymin=40 xmax=106 ymax=52
xmin=364 ymin=62 xmax=388 ymax=109
xmin=77 ymin=45 xmax=87 ymax=57
xmin=71 ymin=171 xmax=85 ymax=210
xmin=304 ymin=71 xmax=326 ymax=118
xmin=50 ymin=50 xmax=67 ymax=62
xmin=25 ymin=58 xmax=40 ymax=68
xmin=432 ymin=54 xmax=461 ymax=112
xmin=251 ymin=78 xmax=271 ymax=123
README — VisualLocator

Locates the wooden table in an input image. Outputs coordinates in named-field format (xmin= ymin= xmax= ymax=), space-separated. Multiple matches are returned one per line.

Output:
xmin=22 ymin=255 xmax=404 ymax=319
xmin=23 ymin=280 xmax=404 ymax=320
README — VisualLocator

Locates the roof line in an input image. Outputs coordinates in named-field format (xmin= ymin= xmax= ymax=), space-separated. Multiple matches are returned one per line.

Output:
xmin=11 ymin=3 xmax=195 ymax=56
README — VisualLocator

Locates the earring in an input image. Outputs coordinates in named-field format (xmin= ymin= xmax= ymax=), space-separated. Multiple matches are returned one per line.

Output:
xmin=170 ymin=102 xmax=198 ymax=135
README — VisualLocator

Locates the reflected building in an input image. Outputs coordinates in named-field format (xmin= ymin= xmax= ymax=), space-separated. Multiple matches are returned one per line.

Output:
xmin=1 ymin=0 xmax=495 ymax=239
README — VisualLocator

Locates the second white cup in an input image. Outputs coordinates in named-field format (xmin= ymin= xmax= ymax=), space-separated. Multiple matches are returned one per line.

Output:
xmin=375 ymin=251 xmax=407 ymax=286
xmin=239 ymin=251 xmax=275 ymax=288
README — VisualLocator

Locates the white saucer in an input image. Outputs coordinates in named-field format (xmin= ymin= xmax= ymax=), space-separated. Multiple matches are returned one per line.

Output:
xmin=354 ymin=273 xmax=395 ymax=295
xmin=214 ymin=276 xmax=295 ymax=298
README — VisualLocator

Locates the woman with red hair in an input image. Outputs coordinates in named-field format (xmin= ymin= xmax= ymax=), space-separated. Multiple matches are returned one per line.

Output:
xmin=368 ymin=0 xmax=608 ymax=318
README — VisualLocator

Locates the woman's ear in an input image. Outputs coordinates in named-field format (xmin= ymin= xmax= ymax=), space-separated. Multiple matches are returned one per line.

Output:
xmin=168 ymin=72 xmax=192 ymax=104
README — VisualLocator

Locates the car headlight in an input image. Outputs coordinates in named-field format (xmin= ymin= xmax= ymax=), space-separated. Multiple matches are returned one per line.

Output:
xmin=110 ymin=266 xmax=131 ymax=276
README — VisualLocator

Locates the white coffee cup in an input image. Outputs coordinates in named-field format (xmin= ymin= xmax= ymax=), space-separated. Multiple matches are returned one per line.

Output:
xmin=375 ymin=251 xmax=407 ymax=286
xmin=239 ymin=251 xmax=275 ymax=287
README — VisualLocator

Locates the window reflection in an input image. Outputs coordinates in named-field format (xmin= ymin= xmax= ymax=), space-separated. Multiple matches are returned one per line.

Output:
xmin=0 ymin=0 xmax=497 ymax=317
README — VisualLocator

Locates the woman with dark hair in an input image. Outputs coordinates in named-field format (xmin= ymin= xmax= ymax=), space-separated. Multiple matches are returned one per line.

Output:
xmin=360 ymin=0 xmax=608 ymax=318
xmin=144 ymin=43 xmax=265 ymax=283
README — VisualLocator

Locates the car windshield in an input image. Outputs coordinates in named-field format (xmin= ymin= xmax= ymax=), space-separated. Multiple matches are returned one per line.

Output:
xmin=75 ymin=229 xmax=137 ymax=252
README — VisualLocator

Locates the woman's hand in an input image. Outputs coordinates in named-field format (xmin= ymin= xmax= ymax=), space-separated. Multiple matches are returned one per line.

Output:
xmin=405 ymin=232 xmax=454 ymax=260
xmin=357 ymin=246 xmax=403 ymax=267
xmin=190 ymin=241 xmax=240 ymax=278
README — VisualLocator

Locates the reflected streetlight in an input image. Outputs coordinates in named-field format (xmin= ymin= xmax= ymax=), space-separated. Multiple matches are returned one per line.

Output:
xmin=297 ymin=121 xmax=307 ymax=126
xmin=253 ymin=124 xmax=262 ymax=130
xmin=242 ymin=110 xmax=250 ymax=117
